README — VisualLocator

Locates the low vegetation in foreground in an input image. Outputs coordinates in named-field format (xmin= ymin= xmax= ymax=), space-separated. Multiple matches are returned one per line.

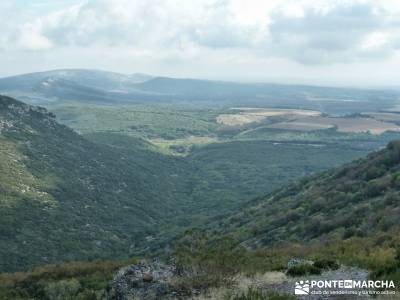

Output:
xmin=0 ymin=259 xmax=137 ymax=300
xmin=1 ymin=230 xmax=399 ymax=299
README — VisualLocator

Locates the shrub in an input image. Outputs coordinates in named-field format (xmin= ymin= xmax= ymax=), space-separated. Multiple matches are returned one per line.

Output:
xmin=44 ymin=279 xmax=81 ymax=300
xmin=173 ymin=230 xmax=246 ymax=287
xmin=0 ymin=259 xmax=136 ymax=300
xmin=343 ymin=228 xmax=356 ymax=239
xmin=286 ymin=264 xmax=321 ymax=277
xmin=313 ymin=259 xmax=339 ymax=271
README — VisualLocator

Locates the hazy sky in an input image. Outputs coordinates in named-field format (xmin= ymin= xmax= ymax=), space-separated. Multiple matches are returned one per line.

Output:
xmin=1 ymin=0 xmax=400 ymax=87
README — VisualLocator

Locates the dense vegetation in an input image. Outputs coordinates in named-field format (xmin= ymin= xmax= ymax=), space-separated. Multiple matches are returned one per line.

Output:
xmin=0 ymin=95 xmax=196 ymax=272
xmin=52 ymin=103 xmax=219 ymax=140
xmin=0 ymin=259 xmax=137 ymax=300
xmin=212 ymin=140 xmax=400 ymax=248
xmin=2 ymin=94 xmax=399 ymax=274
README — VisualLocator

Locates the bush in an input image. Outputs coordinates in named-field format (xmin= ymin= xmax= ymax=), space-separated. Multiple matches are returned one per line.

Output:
xmin=173 ymin=230 xmax=246 ymax=287
xmin=343 ymin=228 xmax=356 ymax=239
xmin=313 ymin=259 xmax=339 ymax=271
xmin=286 ymin=264 xmax=321 ymax=277
xmin=44 ymin=279 xmax=81 ymax=300
xmin=0 ymin=259 xmax=136 ymax=300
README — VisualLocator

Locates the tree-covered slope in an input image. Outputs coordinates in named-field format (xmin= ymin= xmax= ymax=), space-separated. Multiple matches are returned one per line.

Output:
xmin=214 ymin=141 xmax=400 ymax=247
xmin=0 ymin=95 xmax=371 ymax=273
xmin=0 ymin=95 xmax=189 ymax=272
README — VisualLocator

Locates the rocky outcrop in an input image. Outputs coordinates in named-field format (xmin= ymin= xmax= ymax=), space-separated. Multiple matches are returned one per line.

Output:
xmin=102 ymin=260 xmax=176 ymax=300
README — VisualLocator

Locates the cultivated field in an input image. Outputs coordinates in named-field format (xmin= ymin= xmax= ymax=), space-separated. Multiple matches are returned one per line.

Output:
xmin=216 ymin=108 xmax=321 ymax=126
xmin=266 ymin=116 xmax=400 ymax=134
xmin=218 ymin=108 xmax=400 ymax=134
xmin=266 ymin=121 xmax=334 ymax=131
xmin=362 ymin=112 xmax=400 ymax=123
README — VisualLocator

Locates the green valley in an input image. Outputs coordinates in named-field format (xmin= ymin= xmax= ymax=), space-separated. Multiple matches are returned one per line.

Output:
xmin=2 ymin=0 xmax=400 ymax=297
xmin=1 ymin=94 xmax=390 ymax=274
xmin=1 ymin=72 xmax=400 ymax=299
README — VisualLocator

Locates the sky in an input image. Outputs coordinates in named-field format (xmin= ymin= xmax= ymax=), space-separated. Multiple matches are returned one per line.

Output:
xmin=1 ymin=0 xmax=400 ymax=87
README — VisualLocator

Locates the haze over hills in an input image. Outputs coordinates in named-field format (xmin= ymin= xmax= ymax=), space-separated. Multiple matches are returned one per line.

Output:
xmin=1 ymin=69 xmax=400 ymax=115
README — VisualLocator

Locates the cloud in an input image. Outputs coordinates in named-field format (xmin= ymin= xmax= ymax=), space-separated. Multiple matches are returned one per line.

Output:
xmin=266 ymin=1 xmax=400 ymax=64
xmin=1 ymin=0 xmax=400 ymax=85
xmin=17 ymin=21 xmax=53 ymax=50
xmin=5 ymin=0 xmax=398 ymax=63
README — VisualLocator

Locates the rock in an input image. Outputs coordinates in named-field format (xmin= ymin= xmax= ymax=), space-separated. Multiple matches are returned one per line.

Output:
xmin=143 ymin=273 xmax=153 ymax=283
xmin=287 ymin=258 xmax=313 ymax=269
xmin=102 ymin=260 xmax=176 ymax=300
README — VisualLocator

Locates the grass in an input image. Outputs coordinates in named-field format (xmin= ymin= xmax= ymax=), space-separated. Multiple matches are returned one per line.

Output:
xmin=224 ymin=289 xmax=296 ymax=300
xmin=0 ymin=259 xmax=137 ymax=300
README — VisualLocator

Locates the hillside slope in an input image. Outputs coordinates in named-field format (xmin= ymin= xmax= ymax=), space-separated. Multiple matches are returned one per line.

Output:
xmin=214 ymin=141 xmax=400 ymax=247
xmin=0 ymin=95 xmax=189 ymax=272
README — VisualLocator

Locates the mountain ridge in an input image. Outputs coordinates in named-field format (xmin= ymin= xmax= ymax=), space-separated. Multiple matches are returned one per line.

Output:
xmin=1 ymin=70 xmax=399 ymax=115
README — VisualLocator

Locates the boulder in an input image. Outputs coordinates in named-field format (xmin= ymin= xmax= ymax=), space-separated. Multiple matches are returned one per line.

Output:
xmin=102 ymin=260 xmax=175 ymax=300
xmin=143 ymin=273 xmax=154 ymax=283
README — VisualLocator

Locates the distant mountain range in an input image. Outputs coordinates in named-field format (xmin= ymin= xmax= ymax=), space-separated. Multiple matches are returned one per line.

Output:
xmin=1 ymin=69 xmax=399 ymax=114
xmin=0 ymin=69 xmax=156 ymax=105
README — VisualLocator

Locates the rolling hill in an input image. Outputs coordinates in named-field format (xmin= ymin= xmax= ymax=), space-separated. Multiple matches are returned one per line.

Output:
xmin=1 ymin=69 xmax=399 ymax=115
xmin=131 ymin=77 xmax=400 ymax=113
xmin=0 ymin=69 xmax=155 ymax=105
xmin=213 ymin=140 xmax=400 ymax=247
